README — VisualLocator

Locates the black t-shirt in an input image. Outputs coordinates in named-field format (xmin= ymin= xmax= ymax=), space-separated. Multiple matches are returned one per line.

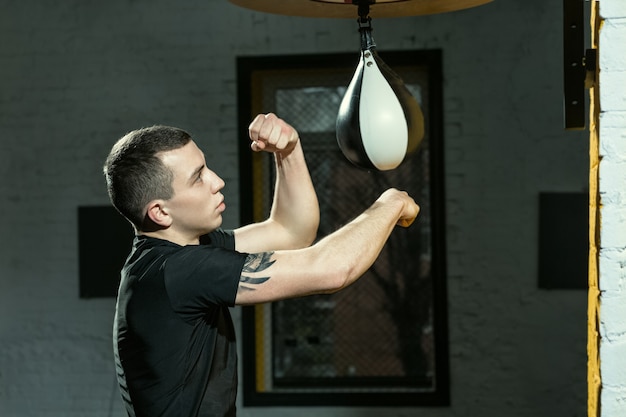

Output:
xmin=113 ymin=229 xmax=247 ymax=417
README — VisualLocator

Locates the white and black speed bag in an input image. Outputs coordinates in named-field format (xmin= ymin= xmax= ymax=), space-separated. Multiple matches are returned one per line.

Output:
xmin=336 ymin=36 xmax=424 ymax=171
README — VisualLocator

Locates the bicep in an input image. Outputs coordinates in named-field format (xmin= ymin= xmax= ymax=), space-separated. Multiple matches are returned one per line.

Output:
xmin=234 ymin=250 xmax=342 ymax=306
xmin=234 ymin=220 xmax=304 ymax=254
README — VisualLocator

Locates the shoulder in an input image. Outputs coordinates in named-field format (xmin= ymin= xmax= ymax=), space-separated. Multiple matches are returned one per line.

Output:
xmin=124 ymin=235 xmax=178 ymax=271
xmin=200 ymin=228 xmax=236 ymax=250
xmin=164 ymin=243 xmax=247 ymax=309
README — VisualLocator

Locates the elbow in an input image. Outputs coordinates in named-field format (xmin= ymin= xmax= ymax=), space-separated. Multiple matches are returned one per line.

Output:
xmin=301 ymin=212 xmax=320 ymax=247
xmin=303 ymin=207 xmax=320 ymax=246
xmin=306 ymin=245 xmax=358 ymax=294
xmin=287 ymin=230 xmax=317 ymax=250
xmin=303 ymin=227 xmax=318 ymax=247
xmin=292 ymin=220 xmax=320 ymax=249
xmin=274 ymin=202 xmax=320 ymax=249
xmin=320 ymin=263 xmax=354 ymax=294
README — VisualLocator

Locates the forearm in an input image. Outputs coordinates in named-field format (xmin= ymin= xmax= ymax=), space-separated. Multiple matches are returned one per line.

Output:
xmin=309 ymin=196 xmax=405 ymax=292
xmin=269 ymin=140 xmax=320 ymax=247
xmin=241 ymin=113 xmax=320 ymax=250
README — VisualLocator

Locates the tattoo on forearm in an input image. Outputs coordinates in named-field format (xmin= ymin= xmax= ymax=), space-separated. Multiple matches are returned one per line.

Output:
xmin=239 ymin=252 xmax=275 ymax=292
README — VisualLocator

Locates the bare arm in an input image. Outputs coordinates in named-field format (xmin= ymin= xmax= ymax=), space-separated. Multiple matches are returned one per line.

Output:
xmin=234 ymin=113 xmax=320 ymax=253
xmin=234 ymin=188 xmax=419 ymax=305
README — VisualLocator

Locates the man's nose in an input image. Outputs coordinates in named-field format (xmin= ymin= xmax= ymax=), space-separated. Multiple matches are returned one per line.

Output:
xmin=211 ymin=172 xmax=225 ymax=192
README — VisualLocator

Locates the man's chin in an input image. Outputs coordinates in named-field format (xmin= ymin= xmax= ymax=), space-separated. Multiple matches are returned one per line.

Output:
xmin=205 ymin=217 xmax=223 ymax=233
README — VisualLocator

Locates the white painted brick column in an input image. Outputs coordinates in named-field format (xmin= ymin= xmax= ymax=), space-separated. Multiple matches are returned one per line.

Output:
xmin=597 ymin=0 xmax=626 ymax=415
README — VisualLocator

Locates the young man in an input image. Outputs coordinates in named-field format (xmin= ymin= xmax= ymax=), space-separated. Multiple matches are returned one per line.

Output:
xmin=103 ymin=113 xmax=419 ymax=417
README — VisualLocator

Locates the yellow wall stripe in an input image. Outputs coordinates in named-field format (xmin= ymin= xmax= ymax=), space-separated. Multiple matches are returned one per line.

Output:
xmin=588 ymin=2 xmax=601 ymax=416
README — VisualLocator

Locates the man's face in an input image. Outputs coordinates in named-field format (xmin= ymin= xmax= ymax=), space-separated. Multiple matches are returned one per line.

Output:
xmin=158 ymin=140 xmax=226 ymax=240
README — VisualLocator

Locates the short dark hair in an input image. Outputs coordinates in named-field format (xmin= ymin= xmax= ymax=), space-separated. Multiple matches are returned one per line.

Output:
xmin=103 ymin=125 xmax=192 ymax=230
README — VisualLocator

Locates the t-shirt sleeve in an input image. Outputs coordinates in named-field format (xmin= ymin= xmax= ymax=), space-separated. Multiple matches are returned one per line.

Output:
xmin=163 ymin=244 xmax=247 ymax=317
xmin=199 ymin=228 xmax=235 ymax=250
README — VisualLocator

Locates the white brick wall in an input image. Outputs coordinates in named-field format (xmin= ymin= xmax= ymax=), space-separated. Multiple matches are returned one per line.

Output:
xmin=0 ymin=1 xmax=589 ymax=416
xmin=598 ymin=0 xmax=626 ymax=415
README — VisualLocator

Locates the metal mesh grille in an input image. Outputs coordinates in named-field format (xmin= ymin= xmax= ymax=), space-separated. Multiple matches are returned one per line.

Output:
xmin=258 ymin=68 xmax=435 ymax=391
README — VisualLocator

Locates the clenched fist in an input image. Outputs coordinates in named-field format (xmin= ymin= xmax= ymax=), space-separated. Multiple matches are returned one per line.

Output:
xmin=378 ymin=188 xmax=420 ymax=228
xmin=248 ymin=113 xmax=299 ymax=155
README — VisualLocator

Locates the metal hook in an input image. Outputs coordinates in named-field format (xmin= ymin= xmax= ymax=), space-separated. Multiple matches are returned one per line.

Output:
xmin=355 ymin=0 xmax=373 ymax=23
xmin=358 ymin=15 xmax=372 ymax=29
xmin=355 ymin=1 xmax=374 ymax=50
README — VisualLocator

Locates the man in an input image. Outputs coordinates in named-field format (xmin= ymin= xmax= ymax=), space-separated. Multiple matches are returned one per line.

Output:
xmin=103 ymin=113 xmax=419 ymax=417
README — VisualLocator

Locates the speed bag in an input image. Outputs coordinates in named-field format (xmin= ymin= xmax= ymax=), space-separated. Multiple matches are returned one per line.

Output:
xmin=336 ymin=48 xmax=424 ymax=171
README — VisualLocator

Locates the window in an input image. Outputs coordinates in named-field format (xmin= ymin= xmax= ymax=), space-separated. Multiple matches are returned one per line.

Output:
xmin=237 ymin=50 xmax=448 ymax=406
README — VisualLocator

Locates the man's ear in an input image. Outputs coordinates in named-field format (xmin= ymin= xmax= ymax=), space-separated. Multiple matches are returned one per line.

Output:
xmin=145 ymin=200 xmax=172 ymax=228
